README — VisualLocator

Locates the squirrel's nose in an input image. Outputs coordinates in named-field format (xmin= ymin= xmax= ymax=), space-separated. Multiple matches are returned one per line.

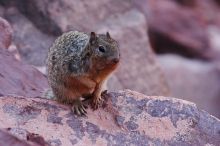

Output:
xmin=112 ymin=58 xmax=119 ymax=64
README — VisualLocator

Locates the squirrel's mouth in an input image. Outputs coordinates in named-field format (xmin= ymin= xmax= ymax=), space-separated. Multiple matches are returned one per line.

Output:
xmin=111 ymin=58 xmax=120 ymax=64
xmin=106 ymin=58 xmax=120 ymax=67
xmin=107 ymin=56 xmax=120 ymax=64
xmin=94 ymin=57 xmax=120 ymax=71
xmin=108 ymin=58 xmax=120 ymax=68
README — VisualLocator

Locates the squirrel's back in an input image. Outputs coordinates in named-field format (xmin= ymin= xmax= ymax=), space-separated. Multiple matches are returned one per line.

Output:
xmin=48 ymin=31 xmax=89 ymax=59
xmin=47 ymin=31 xmax=91 ymax=80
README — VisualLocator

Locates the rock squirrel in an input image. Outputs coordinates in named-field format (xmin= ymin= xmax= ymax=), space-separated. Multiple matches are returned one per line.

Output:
xmin=46 ymin=31 xmax=120 ymax=116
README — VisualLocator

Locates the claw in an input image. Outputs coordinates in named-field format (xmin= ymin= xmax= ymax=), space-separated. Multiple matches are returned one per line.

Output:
xmin=101 ymin=90 xmax=108 ymax=95
xmin=71 ymin=100 xmax=87 ymax=116
xmin=84 ymin=105 xmax=88 ymax=109
xmin=81 ymin=105 xmax=87 ymax=111
xmin=82 ymin=103 xmax=88 ymax=109
xmin=79 ymin=106 xmax=87 ymax=115
xmin=73 ymin=106 xmax=80 ymax=115
xmin=91 ymin=97 xmax=104 ymax=110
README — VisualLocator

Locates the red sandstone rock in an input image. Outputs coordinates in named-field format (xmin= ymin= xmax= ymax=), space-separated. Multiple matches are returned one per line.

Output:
xmin=2 ymin=7 xmax=55 ymax=66
xmin=0 ymin=49 xmax=48 ymax=97
xmin=0 ymin=90 xmax=219 ymax=145
xmin=145 ymin=0 xmax=220 ymax=60
xmin=158 ymin=54 xmax=220 ymax=118
xmin=10 ymin=0 xmax=134 ymax=36
xmin=0 ymin=17 xmax=12 ymax=49
xmin=0 ymin=130 xmax=40 ymax=146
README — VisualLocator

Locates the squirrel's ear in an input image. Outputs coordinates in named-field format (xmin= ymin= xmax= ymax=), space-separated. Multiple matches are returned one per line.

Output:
xmin=90 ymin=32 xmax=97 ymax=44
xmin=106 ymin=32 xmax=111 ymax=39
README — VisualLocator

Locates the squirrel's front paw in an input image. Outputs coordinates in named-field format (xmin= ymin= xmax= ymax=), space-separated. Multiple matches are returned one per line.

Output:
xmin=91 ymin=96 xmax=103 ymax=110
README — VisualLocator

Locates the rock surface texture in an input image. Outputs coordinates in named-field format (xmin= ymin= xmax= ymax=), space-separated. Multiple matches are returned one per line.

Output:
xmin=0 ymin=7 xmax=55 ymax=66
xmin=0 ymin=17 xmax=12 ymax=49
xmin=0 ymin=130 xmax=40 ymax=146
xmin=158 ymin=54 xmax=220 ymax=118
xmin=0 ymin=49 xmax=48 ymax=97
xmin=10 ymin=0 xmax=133 ymax=35
xmin=146 ymin=0 xmax=220 ymax=60
xmin=0 ymin=90 xmax=219 ymax=146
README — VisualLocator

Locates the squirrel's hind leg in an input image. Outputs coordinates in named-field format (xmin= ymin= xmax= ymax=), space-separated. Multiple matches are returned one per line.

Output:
xmin=42 ymin=88 xmax=87 ymax=116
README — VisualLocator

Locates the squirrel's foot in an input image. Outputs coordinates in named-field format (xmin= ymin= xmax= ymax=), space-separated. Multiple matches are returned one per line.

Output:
xmin=91 ymin=96 xmax=104 ymax=110
xmin=71 ymin=100 xmax=87 ymax=116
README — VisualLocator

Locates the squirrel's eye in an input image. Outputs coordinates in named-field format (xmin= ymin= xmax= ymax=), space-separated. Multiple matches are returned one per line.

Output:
xmin=98 ymin=46 xmax=105 ymax=53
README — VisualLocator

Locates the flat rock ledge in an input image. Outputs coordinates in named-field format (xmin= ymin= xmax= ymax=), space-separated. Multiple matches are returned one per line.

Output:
xmin=0 ymin=90 xmax=219 ymax=146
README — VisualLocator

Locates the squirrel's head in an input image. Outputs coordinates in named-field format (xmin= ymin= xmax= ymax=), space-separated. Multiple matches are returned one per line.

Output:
xmin=88 ymin=32 xmax=120 ymax=71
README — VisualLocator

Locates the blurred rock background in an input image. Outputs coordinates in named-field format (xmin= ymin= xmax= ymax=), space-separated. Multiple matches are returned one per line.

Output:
xmin=0 ymin=0 xmax=220 ymax=118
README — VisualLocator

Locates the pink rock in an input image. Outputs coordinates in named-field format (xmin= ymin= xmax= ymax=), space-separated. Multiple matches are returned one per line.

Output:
xmin=158 ymin=54 xmax=220 ymax=118
xmin=0 ymin=49 xmax=48 ymax=97
xmin=0 ymin=17 xmax=12 ymax=49
xmin=10 ymin=0 xmax=133 ymax=35
xmin=0 ymin=90 xmax=219 ymax=145
xmin=145 ymin=0 xmax=220 ymax=60
xmin=3 ymin=7 xmax=55 ymax=66
xmin=0 ymin=130 xmax=40 ymax=146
